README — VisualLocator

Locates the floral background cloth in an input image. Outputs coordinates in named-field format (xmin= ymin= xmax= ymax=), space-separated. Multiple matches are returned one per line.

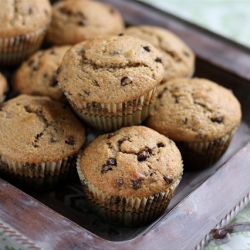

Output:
xmin=141 ymin=0 xmax=250 ymax=48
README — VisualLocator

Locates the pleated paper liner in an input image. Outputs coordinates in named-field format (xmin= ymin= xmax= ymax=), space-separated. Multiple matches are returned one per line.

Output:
xmin=0 ymin=155 xmax=76 ymax=193
xmin=68 ymin=87 xmax=157 ymax=132
xmin=0 ymin=25 xmax=49 ymax=67
xmin=176 ymin=128 xmax=238 ymax=171
xmin=77 ymin=159 xmax=182 ymax=227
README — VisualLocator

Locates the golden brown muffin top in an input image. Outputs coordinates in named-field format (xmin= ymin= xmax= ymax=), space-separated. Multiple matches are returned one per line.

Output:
xmin=78 ymin=126 xmax=183 ymax=198
xmin=45 ymin=0 xmax=125 ymax=45
xmin=146 ymin=78 xmax=242 ymax=142
xmin=0 ymin=0 xmax=52 ymax=37
xmin=14 ymin=45 xmax=71 ymax=101
xmin=0 ymin=94 xmax=86 ymax=163
xmin=124 ymin=25 xmax=195 ymax=81
xmin=57 ymin=35 xmax=164 ymax=103
xmin=0 ymin=73 xmax=8 ymax=102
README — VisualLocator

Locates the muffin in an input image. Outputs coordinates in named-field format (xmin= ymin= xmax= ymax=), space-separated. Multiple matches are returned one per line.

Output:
xmin=146 ymin=78 xmax=242 ymax=170
xmin=13 ymin=45 xmax=71 ymax=101
xmin=123 ymin=25 xmax=195 ymax=82
xmin=57 ymin=35 xmax=165 ymax=132
xmin=0 ymin=0 xmax=52 ymax=67
xmin=0 ymin=72 xmax=8 ymax=102
xmin=77 ymin=125 xmax=183 ymax=227
xmin=0 ymin=94 xmax=86 ymax=192
xmin=45 ymin=0 xmax=125 ymax=45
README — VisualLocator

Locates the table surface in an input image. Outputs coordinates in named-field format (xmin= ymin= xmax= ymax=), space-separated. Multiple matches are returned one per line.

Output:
xmin=140 ymin=0 xmax=250 ymax=249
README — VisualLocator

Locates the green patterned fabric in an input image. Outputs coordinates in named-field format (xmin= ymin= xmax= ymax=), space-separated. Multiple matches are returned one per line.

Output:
xmin=140 ymin=0 xmax=250 ymax=47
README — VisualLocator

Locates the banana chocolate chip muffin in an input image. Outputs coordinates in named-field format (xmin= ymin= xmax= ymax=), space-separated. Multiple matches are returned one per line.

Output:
xmin=0 ymin=0 xmax=52 ymax=66
xmin=77 ymin=125 xmax=183 ymax=227
xmin=45 ymin=0 xmax=125 ymax=45
xmin=0 ymin=94 xmax=86 ymax=192
xmin=123 ymin=25 xmax=195 ymax=82
xmin=146 ymin=78 xmax=242 ymax=170
xmin=13 ymin=45 xmax=71 ymax=102
xmin=57 ymin=34 xmax=164 ymax=132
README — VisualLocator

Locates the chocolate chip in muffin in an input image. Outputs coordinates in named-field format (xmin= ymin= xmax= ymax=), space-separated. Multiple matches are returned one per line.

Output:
xmin=163 ymin=175 xmax=173 ymax=184
xmin=211 ymin=114 xmax=223 ymax=123
xmin=121 ymin=76 xmax=133 ymax=86
xmin=101 ymin=165 xmax=113 ymax=174
xmin=131 ymin=178 xmax=143 ymax=190
xmin=137 ymin=147 xmax=152 ymax=162
xmin=155 ymin=57 xmax=163 ymax=64
xmin=57 ymin=67 xmax=62 ymax=75
xmin=49 ymin=73 xmax=58 ymax=87
xmin=65 ymin=136 xmax=75 ymax=145
xmin=116 ymin=178 xmax=124 ymax=187
xmin=143 ymin=46 xmax=151 ymax=52
xmin=157 ymin=142 xmax=165 ymax=148
xmin=182 ymin=117 xmax=188 ymax=124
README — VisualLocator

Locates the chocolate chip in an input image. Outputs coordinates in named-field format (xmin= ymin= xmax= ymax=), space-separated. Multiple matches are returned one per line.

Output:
xmin=183 ymin=51 xmax=190 ymax=57
xmin=182 ymin=117 xmax=188 ymax=124
xmin=137 ymin=147 xmax=152 ymax=161
xmin=137 ymin=151 xmax=149 ymax=162
xmin=101 ymin=165 xmax=113 ymax=174
xmin=65 ymin=136 xmax=74 ymax=145
xmin=118 ymin=137 xmax=129 ymax=148
xmin=157 ymin=142 xmax=165 ymax=148
xmin=91 ymin=80 xmax=100 ymax=87
xmin=116 ymin=178 xmax=124 ymax=187
xmin=175 ymin=97 xmax=180 ymax=103
xmin=50 ymin=50 xmax=57 ymax=55
xmin=76 ymin=11 xmax=84 ymax=18
xmin=107 ymin=133 xmax=115 ymax=139
xmin=107 ymin=158 xmax=117 ymax=166
xmin=33 ymin=66 xmax=39 ymax=71
xmin=118 ymin=33 xmax=124 ymax=36
xmin=143 ymin=46 xmax=151 ymax=52
xmin=211 ymin=114 xmax=223 ymax=123
xmin=121 ymin=76 xmax=133 ymax=86
xmin=84 ymin=90 xmax=90 ymax=96
xmin=27 ymin=60 xmax=34 ymax=67
xmin=163 ymin=175 xmax=173 ymax=184
xmin=43 ymin=73 xmax=48 ymax=78
xmin=57 ymin=67 xmax=62 ymax=74
xmin=155 ymin=57 xmax=163 ymax=64
xmin=77 ymin=20 xmax=86 ymax=26
xmin=28 ymin=7 xmax=33 ymax=15
xmin=109 ymin=7 xmax=115 ymax=14
xmin=49 ymin=74 xmax=58 ymax=87
xmin=131 ymin=178 xmax=143 ymax=190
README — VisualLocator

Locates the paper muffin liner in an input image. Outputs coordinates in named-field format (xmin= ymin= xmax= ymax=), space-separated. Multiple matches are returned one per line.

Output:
xmin=0 ymin=25 xmax=49 ymax=67
xmin=76 ymin=158 xmax=182 ymax=227
xmin=176 ymin=128 xmax=237 ymax=170
xmin=69 ymin=87 xmax=157 ymax=132
xmin=0 ymin=155 xmax=76 ymax=193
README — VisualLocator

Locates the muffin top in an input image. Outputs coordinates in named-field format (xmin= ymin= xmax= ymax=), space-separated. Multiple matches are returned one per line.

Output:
xmin=146 ymin=78 xmax=242 ymax=142
xmin=0 ymin=94 xmax=86 ymax=163
xmin=123 ymin=25 xmax=195 ymax=81
xmin=14 ymin=45 xmax=71 ymax=101
xmin=57 ymin=35 xmax=164 ymax=103
xmin=78 ymin=126 xmax=183 ymax=198
xmin=0 ymin=72 xmax=8 ymax=102
xmin=45 ymin=0 xmax=124 ymax=45
xmin=0 ymin=0 xmax=52 ymax=37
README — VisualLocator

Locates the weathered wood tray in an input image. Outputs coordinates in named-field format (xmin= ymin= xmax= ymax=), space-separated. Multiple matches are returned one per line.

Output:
xmin=1 ymin=0 xmax=250 ymax=249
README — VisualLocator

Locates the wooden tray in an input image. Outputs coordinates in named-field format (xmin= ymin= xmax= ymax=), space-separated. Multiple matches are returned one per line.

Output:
xmin=1 ymin=0 xmax=250 ymax=249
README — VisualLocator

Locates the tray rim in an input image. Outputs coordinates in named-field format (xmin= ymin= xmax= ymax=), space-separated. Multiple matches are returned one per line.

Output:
xmin=1 ymin=0 xmax=250 ymax=249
